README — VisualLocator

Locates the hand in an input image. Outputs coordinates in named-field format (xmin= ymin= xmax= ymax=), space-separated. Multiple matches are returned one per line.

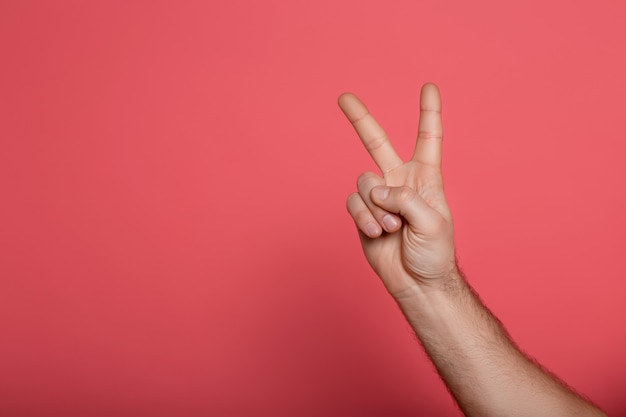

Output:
xmin=339 ymin=83 xmax=457 ymax=298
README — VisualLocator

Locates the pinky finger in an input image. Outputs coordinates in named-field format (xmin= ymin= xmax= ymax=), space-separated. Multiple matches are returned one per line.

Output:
xmin=347 ymin=192 xmax=382 ymax=238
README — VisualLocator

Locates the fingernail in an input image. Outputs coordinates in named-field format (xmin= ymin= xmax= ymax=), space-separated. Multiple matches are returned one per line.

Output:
xmin=372 ymin=186 xmax=390 ymax=200
xmin=382 ymin=214 xmax=399 ymax=231
xmin=366 ymin=222 xmax=380 ymax=237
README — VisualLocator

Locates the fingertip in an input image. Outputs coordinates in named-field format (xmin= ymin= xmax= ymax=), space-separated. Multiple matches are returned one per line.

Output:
xmin=420 ymin=83 xmax=442 ymax=110
xmin=382 ymin=214 xmax=401 ymax=233
xmin=337 ymin=92 xmax=370 ymax=122
xmin=421 ymin=82 xmax=439 ymax=93
xmin=364 ymin=221 xmax=382 ymax=238
xmin=370 ymin=185 xmax=390 ymax=202
xmin=337 ymin=92 xmax=357 ymax=108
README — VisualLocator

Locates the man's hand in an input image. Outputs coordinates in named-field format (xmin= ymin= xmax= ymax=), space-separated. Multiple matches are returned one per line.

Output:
xmin=340 ymin=83 xmax=456 ymax=298
xmin=339 ymin=83 xmax=607 ymax=417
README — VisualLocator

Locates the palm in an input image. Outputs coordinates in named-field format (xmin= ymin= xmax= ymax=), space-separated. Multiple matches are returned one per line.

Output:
xmin=366 ymin=162 xmax=450 ymax=295
xmin=340 ymin=84 xmax=455 ymax=297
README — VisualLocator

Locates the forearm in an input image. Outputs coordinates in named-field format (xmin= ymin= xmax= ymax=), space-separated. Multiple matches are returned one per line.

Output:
xmin=395 ymin=267 xmax=606 ymax=417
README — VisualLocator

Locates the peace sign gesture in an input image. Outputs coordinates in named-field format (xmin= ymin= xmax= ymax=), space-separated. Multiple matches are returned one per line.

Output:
xmin=340 ymin=83 xmax=457 ymax=299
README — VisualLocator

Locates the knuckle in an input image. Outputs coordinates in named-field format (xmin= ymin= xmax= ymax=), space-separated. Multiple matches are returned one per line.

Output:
xmin=356 ymin=171 xmax=379 ymax=191
xmin=417 ymin=130 xmax=442 ymax=141
xmin=346 ymin=195 xmax=375 ymax=226
xmin=354 ymin=210 xmax=373 ymax=226
xmin=398 ymin=186 xmax=416 ymax=204
xmin=364 ymin=135 xmax=390 ymax=152
xmin=346 ymin=192 xmax=361 ymax=212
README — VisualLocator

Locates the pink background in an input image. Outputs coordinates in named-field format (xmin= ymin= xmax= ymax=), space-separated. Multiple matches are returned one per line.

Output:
xmin=1 ymin=1 xmax=625 ymax=415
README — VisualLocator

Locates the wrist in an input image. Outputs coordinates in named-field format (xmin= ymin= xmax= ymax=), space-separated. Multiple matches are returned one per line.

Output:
xmin=391 ymin=265 xmax=470 ymax=328
xmin=392 ymin=263 xmax=463 ymax=303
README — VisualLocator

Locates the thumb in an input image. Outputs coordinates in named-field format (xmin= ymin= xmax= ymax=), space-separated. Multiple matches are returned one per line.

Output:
xmin=370 ymin=185 xmax=437 ymax=230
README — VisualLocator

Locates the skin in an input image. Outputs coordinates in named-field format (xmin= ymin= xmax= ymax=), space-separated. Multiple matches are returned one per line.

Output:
xmin=339 ymin=83 xmax=606 ymax=417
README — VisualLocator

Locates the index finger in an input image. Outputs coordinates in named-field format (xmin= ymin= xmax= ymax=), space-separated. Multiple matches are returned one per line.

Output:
xmin=338 ymin=93 xmax=403 ymax=174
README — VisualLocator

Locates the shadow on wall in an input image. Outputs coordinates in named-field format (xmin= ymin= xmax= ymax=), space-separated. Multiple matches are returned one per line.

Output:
xmin=219 ymin=233 xmax=626 ymax=416
xmin=217 ymin=241 xmax=462 ymax=417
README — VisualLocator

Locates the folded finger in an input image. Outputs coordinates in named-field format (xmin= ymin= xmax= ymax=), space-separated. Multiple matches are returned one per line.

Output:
xmin=357 ymin=172 xmax=402 ymax=233
xmin=346 ymin=192 xmax=382 ymax=238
